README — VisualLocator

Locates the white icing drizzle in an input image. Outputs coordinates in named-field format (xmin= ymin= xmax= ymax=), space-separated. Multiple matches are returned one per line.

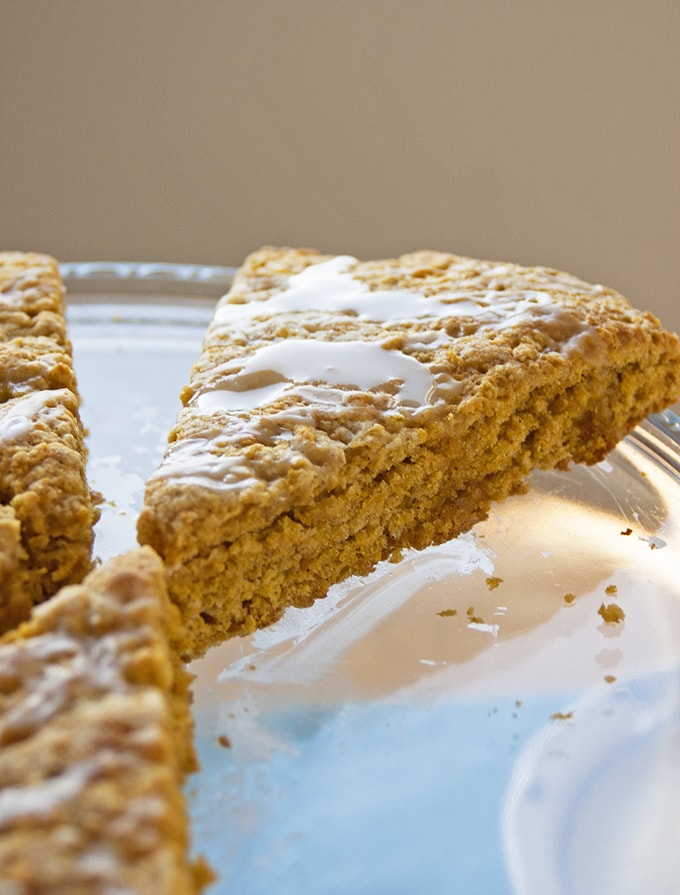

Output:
xmin=151 ymin=254 xmax=609 ymax=490
xmin=0 ymin=583 xmax=171 ymax=852
xmin=479 ymin=302 xmax=606 ymax=361
xmin=0 ymin=266 xmax=45 ymax=308
xmin=151 ymin=403 xmax=352 ymax=491
xmin=148 ymin=437 xmax=264 ymax=491
xmin=0 ymin=631 xmax=137 ymax=744
xmin=216 ymin=255 xmax=467 ymax=322
xmin=75 ymin=845 xmax=126 ymax=882
xmin=0 ymin=388 xmax=72 ymax=444
xmin=0 ymin=760 xmax=100 ymax=829
xmin=4 ymin=352 xmax=66 ymax=395
xmin=194 ymin=339 xmax=437 ymax=412
xmin=153 ymin=372 xmax=466 ymax=492
xmin=215 ymin=254 xmax=599 ymax=327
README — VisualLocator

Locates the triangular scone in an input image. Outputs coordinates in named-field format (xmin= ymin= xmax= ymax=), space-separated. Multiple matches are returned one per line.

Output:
xmin=0 ymin=547 xmax=212 ymax=894
xmin=0 ymin=252 xmax=99 ymax=631
xmin=138 ymin=247 xmax=680 ymax=658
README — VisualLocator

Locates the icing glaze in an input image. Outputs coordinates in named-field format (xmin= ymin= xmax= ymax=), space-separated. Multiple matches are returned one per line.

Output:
xmin=150 ymin=254 xmax=608 ymax=491
xmin=217 ymin=255 xmax=488 ymax=323
xmin=0 ymin=632 xmax=134 ymax=744
xmin=0 ymin=760 xmax=99 ymax=828
xmin=194 ymin=339 xmax=437 ymax=412
xmin=0 ymin=388 xmax=72 ymax=444
xmin=4 ymin=352 xmax=65 ymax=386
xmin=0 ymin=577 xmax=169 ymax=838
xmin=480 ymin=303 xmax=606 ymax=361
xmin=215 ymin=255 xmax=603 ymax=328
xmin=0 ymin=266 xmax=47 ymax=308
xmin=149 ymin=437 xmax=265 ymax=491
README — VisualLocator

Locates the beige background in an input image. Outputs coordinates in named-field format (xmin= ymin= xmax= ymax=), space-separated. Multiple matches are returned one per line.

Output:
xmin=1 ymin=0 xmax=678 ymax=332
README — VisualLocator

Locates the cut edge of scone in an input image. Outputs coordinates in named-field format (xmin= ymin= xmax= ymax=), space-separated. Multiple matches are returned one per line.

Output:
xmin=0 ymin=545 xmax=214 ymax=894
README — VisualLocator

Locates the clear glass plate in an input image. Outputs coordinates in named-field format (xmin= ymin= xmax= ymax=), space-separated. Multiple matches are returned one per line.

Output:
xmin=64 ymin=262 xmax=680 ymax=895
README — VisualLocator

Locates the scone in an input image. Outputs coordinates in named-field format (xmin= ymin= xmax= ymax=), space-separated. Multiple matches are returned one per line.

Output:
xmin=0 ymin=546 xmax=212 ymax=894
xmin=137 ymin=247 xmax=680 ymax=658
xmin=0 ymin=252 xmax=98 ymax=631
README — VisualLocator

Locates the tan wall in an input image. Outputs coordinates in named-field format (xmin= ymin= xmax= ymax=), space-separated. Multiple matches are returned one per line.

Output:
xmin=1 ymin=0 xmax=678 ymax=332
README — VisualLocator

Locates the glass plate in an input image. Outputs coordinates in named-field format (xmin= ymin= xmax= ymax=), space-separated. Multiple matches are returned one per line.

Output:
xmin=64 ymin=262 xmax=680 ymax=895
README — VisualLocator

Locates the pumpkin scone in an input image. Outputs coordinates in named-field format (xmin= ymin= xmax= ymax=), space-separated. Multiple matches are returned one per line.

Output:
xmin=0 ymin=252 xmax=98 ymax=631
xmin=138 ymin=247 xmax=680 ymax=658
xmin=0 ymin=546 xmax=212 ymax=894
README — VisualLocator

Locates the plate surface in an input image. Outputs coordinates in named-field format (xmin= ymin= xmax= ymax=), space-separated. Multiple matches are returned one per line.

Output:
xmin=64 ymin=262 xmax=680 ymax=895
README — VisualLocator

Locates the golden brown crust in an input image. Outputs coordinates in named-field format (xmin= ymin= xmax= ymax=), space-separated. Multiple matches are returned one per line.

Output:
xmin=0 ymin=252 xmax=99 ymax=630
xmin=0 ymin=547 xmax=210 ymax=893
